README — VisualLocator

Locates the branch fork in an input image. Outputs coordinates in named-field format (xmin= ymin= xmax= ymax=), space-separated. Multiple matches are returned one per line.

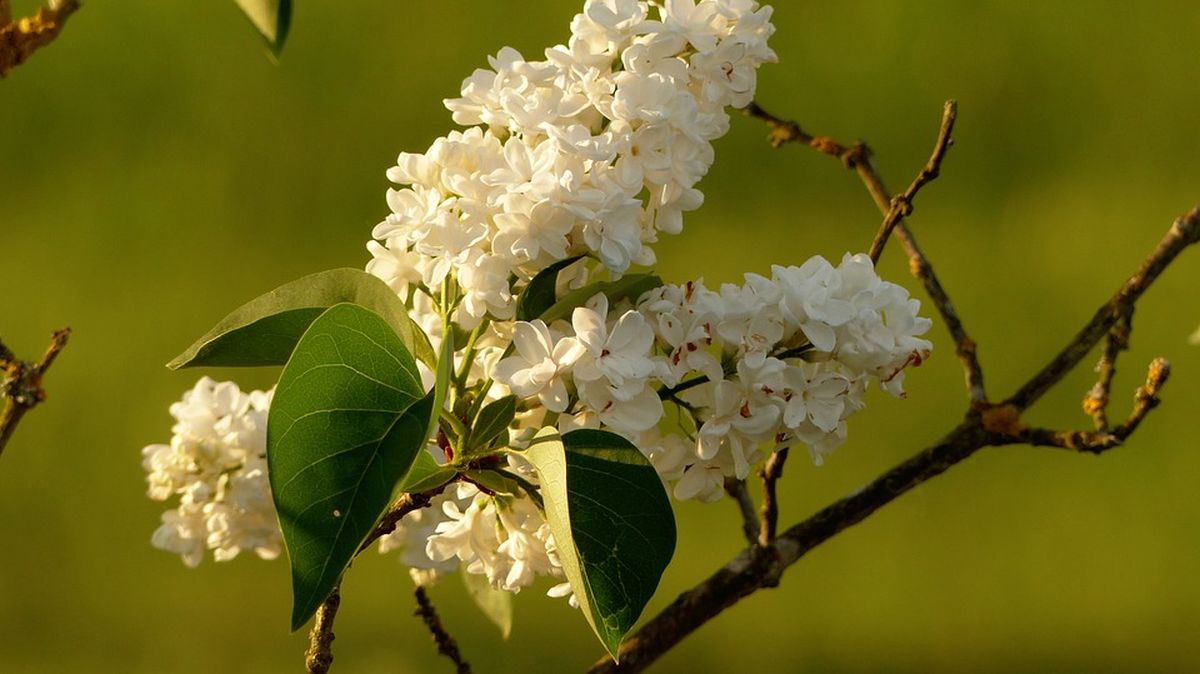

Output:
xmin=0 ymin=328 xmax=70 ymax=458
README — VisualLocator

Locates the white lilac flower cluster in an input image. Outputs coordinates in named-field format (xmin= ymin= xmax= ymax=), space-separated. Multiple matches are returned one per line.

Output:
xmin=144 ymin=0 xmax=932 ymax=605
xmin=366 ymin=0 xmax=778 ymax=329
xmin=632 ymin=253 xmax=933 ymax=501
xmin=142 ymin=377 xmax=280 ymax=567
xmin=377 ymin=470 xmax=573 ymax=600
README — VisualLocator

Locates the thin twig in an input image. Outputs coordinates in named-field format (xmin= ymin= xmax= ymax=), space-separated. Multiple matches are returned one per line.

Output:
xmin=0 ymin=328 xmax=70 ymax=458
xmin=1115 ymin=356 xmax=1170 ymax=439
xmin=757 ymin=447 xmax=789 ymax=547
xmin=0 ymin=0 xmax=80 ymax=77
xmin=414 ymin=586 xmax=472 ymax=674
xmin=1003 ymin=356 xmax=1171 ymax=454
xmin=358 ymin=487 xmax=444 ymax=554
xmin=867 ymin=101 xmax=957 ymax=262
xmin=745 ymin=101 xmax=986 ymax=403
xmin=724 ymin=478 xmax=760 ymax=546
xmin=305 ymin=585 xmax=341 ymax=674
xmin=1083 ymin=312 xmax=1133 ymax=430
xmin=1006 ymin=207 xmax=1200 ymax=411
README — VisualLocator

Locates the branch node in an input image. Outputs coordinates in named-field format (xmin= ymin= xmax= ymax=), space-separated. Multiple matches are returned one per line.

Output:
xmin=0 ymin=0 xmax=81 ymax=77
xmin=0 ymin=328 xmax=70 ymax=457
xmin=980 ymin=404 xmax=1022 ymax=436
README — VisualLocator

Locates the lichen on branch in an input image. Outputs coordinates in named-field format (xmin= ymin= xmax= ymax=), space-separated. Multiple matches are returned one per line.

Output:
xmin=0 ymin=0 xmax=80 ymax=78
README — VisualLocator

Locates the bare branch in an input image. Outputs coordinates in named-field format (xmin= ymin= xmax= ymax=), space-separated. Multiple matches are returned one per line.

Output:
xmin=0 ymin=328 xmax=70 ymax=458
xmin=414 ymin=586 xmax=472 ymax=674
xmin=868 ymin=101 xmax=957 ymax=262
xmin=1002 ymin=356 xmax=1170 ymax=454
xmin=747 ymin=101 xmax=986 ymax=403
xmin=757 ymin=447 xmax=789 ymax=547
xmin=1115 ymin=356 xmax=1170 ymax=439
xmin=588 ymin=421 xmax=986 ymax=674
xmin=0 ymin=0 xmax=80 ymax=77
xmin=1083 ymin=312 xmax=1133 ymax=430
xmin=305 ymin=585 xmax=341 ymax=674
xmin=723 ymin=478 xmax=760 ymax=546
xmin=1006 ymin=207 xmax=1200 ymax=411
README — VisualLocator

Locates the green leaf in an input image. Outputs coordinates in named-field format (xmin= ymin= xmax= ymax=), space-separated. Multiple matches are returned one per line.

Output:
xmin=169 ymin=268 xmax=432 ymax=370
xmin=396 ymin=450 xmax=456 ymax=494
xmin=524 ymin=427 xmax=677 ymax=660
xmin=461 ymin=570 xmax=514 ymax=639
xmin=468 ymin=395 xmax=516 ymax=452
xmin=539 ymin=274 xmax=663 ymax=324
xmin=267 ymin=303 xmax=429 ymax=631
xmin=462 ymin=469 xmax=521 ymax=496
xmin=515 ymin=255 xmax=585 ymax=321
xmin=234 ymin=0 xmax=292 ymax=55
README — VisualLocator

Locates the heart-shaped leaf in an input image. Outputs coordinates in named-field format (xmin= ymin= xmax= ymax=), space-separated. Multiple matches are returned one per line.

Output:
xmin=234 ymin=0 xmax=292 ymax=55
xmin=525 ymin=427 xmax=676 ymax=660
xmin=169 ymin=268 xmax=432 ymax=370
xmin=267 ymin=303 xmax=428 ymax=630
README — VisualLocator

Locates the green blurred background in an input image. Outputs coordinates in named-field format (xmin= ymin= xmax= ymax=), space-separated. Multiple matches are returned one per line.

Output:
xmin=3 ymin=1 xmax=1200 ymax=672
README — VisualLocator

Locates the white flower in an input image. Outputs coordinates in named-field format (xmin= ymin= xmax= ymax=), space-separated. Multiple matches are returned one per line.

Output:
xmin=492 ymin=320 xmax=585 ymax=412
xmin=572 ymin=294 xmax=661 ymax=399
xmin=578 ymin=377 xmax=665 ymax=433
xmin=689 ymin=39 xmax=757 ymax=108
xmin=143 ymin=378 xmax=281 ymax=566
xmin=650 ymin=0 xmax=724 ymax=54
xmin=366 ymin=239 xmax=424 ymax=296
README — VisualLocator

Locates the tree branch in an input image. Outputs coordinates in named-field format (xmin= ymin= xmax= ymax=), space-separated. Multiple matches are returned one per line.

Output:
xmin=867 ymin=101 xmax=957 ymax=263
xmin=1005 ymin=207 xmax=1200 ymax=411
xmin=724 ymin=478 xmax=760 ymax=546
xmin=1083 ymin=312 xmax=1133 ymax=430
xmin=583 ymin=105 xmax=1200 ymax=672
xmin=414 ymin=586 xmax=472 ymax=674
xmin=358 ymin=487 xmax=445 ymax=554
xmin=0 ymin=0 xmax=80 ymax=77
xmin=305 ymin=585 xmax=341 ymax=674
xmin=0 ymin=328 xmax=70 ymax=458
xmin=744 ymin=101 xmax=985 ymax=403
xmin=757 ymin=447 xmax=788 ymax=547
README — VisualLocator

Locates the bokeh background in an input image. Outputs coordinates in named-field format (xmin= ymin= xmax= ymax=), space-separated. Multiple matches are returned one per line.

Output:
xmin=3 ymin=1 xmax=1200 ymax=672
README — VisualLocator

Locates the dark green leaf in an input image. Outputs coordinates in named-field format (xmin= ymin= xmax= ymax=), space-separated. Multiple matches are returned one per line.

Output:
xmin=267 ymin=303 xmax=429 ymax=631
xmin=524 ymin=427 xmax=676 ymax=659
xmin=468 ymin=395 xmax=516 ymax=452
xmin=234 ymin=0 xmax=292 ymax=55
xmin=462 ymin=570 xmax=514 ymax=639
xmin=539 ymin=274 xmax=663 ymax=324
xmin=515 ymin=255 xmax=585 ymax=321
xmin=169 ymin=268 xmax=432 ymax=370
xmin=396 ymin=450 xmax=456 ymax=494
